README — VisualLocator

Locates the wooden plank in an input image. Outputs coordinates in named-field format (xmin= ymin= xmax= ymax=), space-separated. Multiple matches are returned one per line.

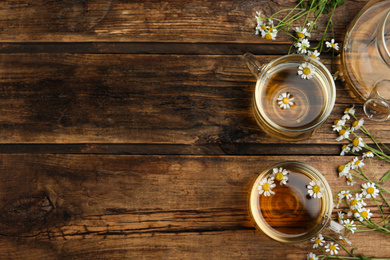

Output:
xmin=0 ymin=155 xmax=389 ymax=259
xmin=0 ymin=0 xmax=368 ymax=43
xmin=0 ymin=53 xmax=387 ymax=148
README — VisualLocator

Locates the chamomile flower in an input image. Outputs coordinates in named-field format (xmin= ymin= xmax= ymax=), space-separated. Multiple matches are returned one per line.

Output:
xmin=326 ymin=39 xmax=340 ymax=51
xmin=339 ymin=190 xmax=353 ymax=200
xmin=338 ymin=163 xmax=351 ymax=178
xmin=298 ymin=62 xmax=314 ymax=79
xmin=294 ymin=26 xmax=311 ymax=39
xmin=355 ymin=208 xmax=373 ymax=221
xmin=363 ymin=151 xmax=374 ymax=158
xmin=295 ymin=38 xmax=310 ymax=54
xmin=352 ymin=137 xmax=365 ymax=153
xmin=257 ymin=177 xmax=276 ymax=196
xmin=339 ymin=235 xmax=352 ymax=245
xmin=342 ymin=105 xmax=356 ymax=120
xmin=338 ymin=211 xmax=345 ymax=223
xmin=346 ymin=173 xmax=356 ymax=186
xmin=361 ymin=182 xmax=379 ymax=199
xmin=261 ymin=29 xmax=278 ymax=40
xmin=307 ymin=180 xmax=323 ymax=199
xmin=277 ymin=92 xmax=294 ymax=110
xmin=307 ymin=252 xmax=318 ymax=260
xmin=310 ymin=234 xmax=324 ymax=249
xmin=348 ymin=193 xmax=366 ymax=210
xmin=351 ymin=157 xmax=365 ymax=169
xmin=351 ymin=118 xmax=364 ymax=132
xmin=272 ymin=167 xmax=289 ymax=185
xmin=336 ymin=129 xmax=351 ymax=141
xmin=333 ymin=71 xmax=345 ymax=81
xmin=325 ymin=242 xmax=340 ymax=255
xmin=307 ymin=50 xmax=320 ymax=60
xmin=255 ymin=11 xmax=262 ymax=23
xmin=343 ymin=219 xmax=357 ymax=233
xmin=340 ymin=144 xmax=352 ymax=156
xmin=332 ymin=119 xmax=346 ymax=132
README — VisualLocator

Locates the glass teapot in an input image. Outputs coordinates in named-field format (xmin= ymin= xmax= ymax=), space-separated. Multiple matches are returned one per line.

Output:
xmin=342 ymin=0 xmax=390 ymax=121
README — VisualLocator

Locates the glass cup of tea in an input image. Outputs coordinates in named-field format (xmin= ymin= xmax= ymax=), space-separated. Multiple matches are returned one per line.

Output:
xmin=242 ymin=53 xmax=336 ymax=141
xmin=248 ymin=161 xmax=350 ymax=243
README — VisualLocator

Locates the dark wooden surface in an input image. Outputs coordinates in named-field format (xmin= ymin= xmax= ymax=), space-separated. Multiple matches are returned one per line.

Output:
xmin=1 ymin=0 xmax=389 ymax=259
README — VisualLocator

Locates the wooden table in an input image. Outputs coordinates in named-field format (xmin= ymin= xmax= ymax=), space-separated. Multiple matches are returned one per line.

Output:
xmin=1 ymin=0 xmax=390 ymax=259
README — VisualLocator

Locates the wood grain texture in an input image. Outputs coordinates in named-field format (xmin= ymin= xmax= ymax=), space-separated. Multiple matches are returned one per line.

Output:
xmin=0 ymin=53 xmax=387 ymax=149
xmin=0 ymin=0 xmax=368 ymax=43
xmin=0 ymin=155 xmax=389 ymax=259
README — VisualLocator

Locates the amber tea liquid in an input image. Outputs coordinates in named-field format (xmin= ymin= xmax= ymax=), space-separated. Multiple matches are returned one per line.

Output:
xmin=254 ymin=62 xmax=329 ymax=130
xmin=249 ymin=162 xmax=331 ymax=243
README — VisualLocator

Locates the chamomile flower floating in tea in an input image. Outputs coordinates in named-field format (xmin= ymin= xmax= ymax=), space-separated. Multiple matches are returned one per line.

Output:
xmin=325 ymin=39 xmax=340 ymax=51
xmin=257 ymin=177 xmax=276 ymax=196
xmin=276 ymin=92 xmax=294 ymax=110
xmin=307 ymin=180 xmax=323 ymax=198
xmin=307 ymin=50 xmax=320 ymax=60
xmin=324 ymin=242 xmax=340 ymax=255
xmin=295 ymin=38 xmax=310 ymax=54
xmin=310 ymin=234 xmax=324 ymax=249
xmin=297 ymin=62 xmax=314 ymax=79
xmin=272 ymin=167 xmax=289 ymax=185
xmin=361 ymin=182 xmax=379 ymax=199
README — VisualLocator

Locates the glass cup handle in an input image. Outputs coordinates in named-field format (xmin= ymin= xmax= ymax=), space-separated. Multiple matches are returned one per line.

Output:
xmin=242 ymin=52 xmax=265 ymax=79
xmin=323 ymin=215 xmax=352 ymax=239
xmin=364 ymin=80 xmax=390 ymax=121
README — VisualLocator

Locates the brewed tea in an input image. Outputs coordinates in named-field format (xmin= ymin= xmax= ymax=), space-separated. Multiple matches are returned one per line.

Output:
xmin=255 ymin=62 xmax=329 ymax=130
xmin=258 ymin=168 xmax=323 ymax=236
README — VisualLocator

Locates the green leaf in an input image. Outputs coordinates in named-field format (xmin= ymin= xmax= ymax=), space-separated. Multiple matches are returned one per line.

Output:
xmin=351 ymin=248 xmax=358 ymax=254
xmin=336 ymin=0 xmax=347 ymax=7
xmin=380 ymin=170 xmax=390 ymax=182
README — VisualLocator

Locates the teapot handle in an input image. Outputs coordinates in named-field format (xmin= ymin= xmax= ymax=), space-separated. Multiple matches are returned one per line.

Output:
xmin=363 ymin=80 xmax=390 ymax=121
xmin=242 ymin=52 xmax=264 ymax=79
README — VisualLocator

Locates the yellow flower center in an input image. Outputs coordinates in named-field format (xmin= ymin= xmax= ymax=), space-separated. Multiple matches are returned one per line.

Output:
xmin=282 ymin=97 xmax=290 ymax=104
xmin=331 ymin=43 xmax=336 ymax=47
xmin=367 ymin=187 xmax=375 ymax=194
xmin=339 ymin=129 xmax=346 ymax=136
xmin=334 ymin=120 xmax=339 ymax=125
xmin=338 ymin=165 xmax=345 ymax=172
xmin=352 ymin=209 xmax=358 ymax=213
xmin=347 ymin=177 xmax=353 ymax=183
xmin=342 ymin=238 xmax=348 ymax=244
xmin=342 ymin=144 xmax=348 ymax=150
xmin=353 ymin=139 xmax=360 ymax=147
xmin=297 ymin=32 xmax=305 ymax=38
xmin=309 ymin=258 xmax=314 ymax=260
xmin=312 ymin=185 xmax=321 ymax=193
xmin=350 ymin=199 xmax=358 ymax=206
xmin=345 ymin=107 xmax=351 ymax=113
xmin=329 ymin=244 xmax=336 ymax=251
xmin=302 ymin=67 xmax=311 ymax=75
xmin=352 ymin=120 xmax=359 ymax=127
xmin=261 ymin=25 xmax=267 ymax=30
xmin=269 ymin=27 xmax=274 ymax=32
xmin=262 ymin=183 xmax=270 ymax=191
xmin=275 ymin=172 xmax=284 ymax=181
xmin=310 ymin=54 xmax=317 ymax=59
xmin=265 ymin=33 xmax=273 ymax=40
xmin=361 ymin=211 xmax=368 ymax=218
xmin=354 ymin=160 xmax=361 ymax=166
xmin=315 ymin=238 xmax=321 ymax=244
